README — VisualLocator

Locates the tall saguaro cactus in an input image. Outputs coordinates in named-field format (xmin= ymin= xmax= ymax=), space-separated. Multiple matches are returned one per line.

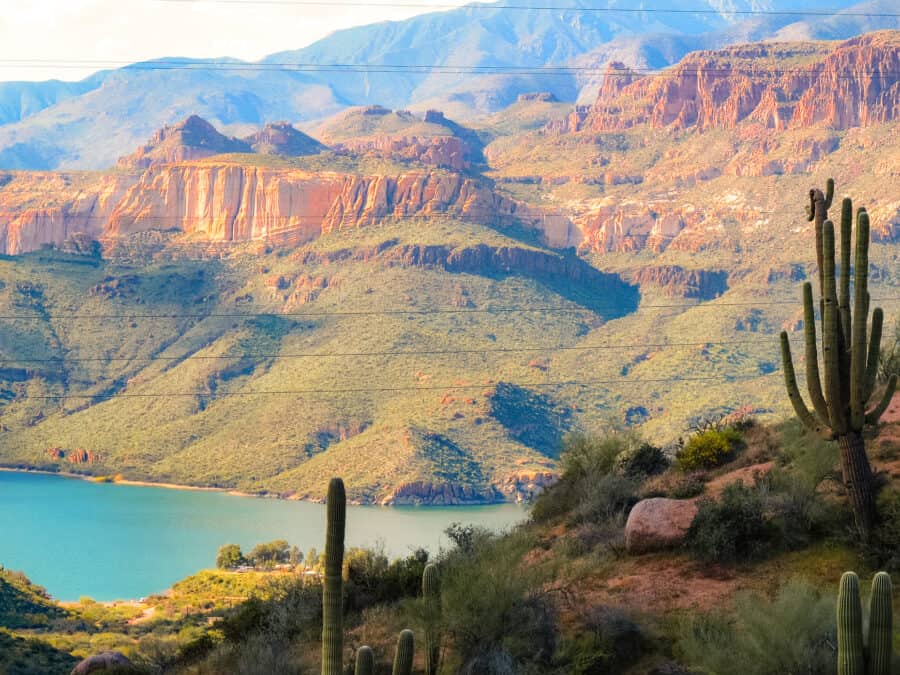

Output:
xmin=322 ymin=478 xmax=346 ymax=675
xmin=836 ymin=571 xmax=894 ymax=675
xmin=781 ymin=181 xmax=898 ymax=536
xmin=422 ymin=563 xmax=442 ymax=675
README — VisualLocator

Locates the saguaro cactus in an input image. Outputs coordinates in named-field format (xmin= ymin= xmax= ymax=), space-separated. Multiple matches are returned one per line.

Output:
xmin=781 ymin=182 xmax=897 ymax=536
xmin=837 ymin=571 xmax=894 ymax=675
xmin=422 ymin=563 xmax=442 ymax=675
xmin=355 ymin=646 xmax=375 ymax=675
xmin=322 ymin=478 xmax=346 ymax=675
xmin=392 ymin=629 xmax=415 ymax=675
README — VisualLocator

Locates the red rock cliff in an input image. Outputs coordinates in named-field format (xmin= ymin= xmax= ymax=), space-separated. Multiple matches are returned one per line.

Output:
xmin=567 ymin=32 xmax=900 ymax=133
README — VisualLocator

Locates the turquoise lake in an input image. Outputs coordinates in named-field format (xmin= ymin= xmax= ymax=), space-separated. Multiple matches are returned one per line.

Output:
xmin=0 ymin=471 xmax=527 ymax=602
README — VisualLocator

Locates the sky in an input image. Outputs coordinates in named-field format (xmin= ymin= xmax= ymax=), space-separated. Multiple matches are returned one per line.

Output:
xmin=0 ymin=0 xmax=474 ymax=82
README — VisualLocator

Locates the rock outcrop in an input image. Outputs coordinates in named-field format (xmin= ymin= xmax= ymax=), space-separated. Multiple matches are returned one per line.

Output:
xmin=631 ymin=266 xmax=728 ymax=299
xmin=624 ymin=498 xmax=699 ymax=554
xmin=117 ymin=115 xmax=251 ymax=169
xmin=381 ymin=481 xmax=499 ymax=505
xmin=564 ymin=33 xmax=900 ymax=134
xmin=243 ymin=121 xmax=325 ymax=156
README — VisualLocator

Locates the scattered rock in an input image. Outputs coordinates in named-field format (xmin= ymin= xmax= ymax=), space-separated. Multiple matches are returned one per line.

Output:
xmin=625 ymin=498 xmax=699 ymax=554
xmin=71 ymin=651 xmax=132 ymax=674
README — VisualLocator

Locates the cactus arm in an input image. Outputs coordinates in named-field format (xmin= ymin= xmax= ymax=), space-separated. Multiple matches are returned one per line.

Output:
xmin=781 ymin=332 xmax=833 ymax=438
xmin=867 ymin=572 xmax=893 ymax=675
xmin=355 ymin=646 xmax=375 ymax=675
xmin=822 ymin=221 xmax=847 ymax=433
xmin=392 ymin=629 xmax=414 ymax=675
xmin=837 ymin=572 xmax=866 ymax=675
xmin=864 ymin=308 xmax=884 ymax=402
xmin=824 ymin=177 xmax=834 ymax=209
xmin=850 ymin=210 xmax=870 ymax=431
xmin=806 ymin=188 xmax=816 ymax=222
xmin=866 ymin=375 xmax=897 ymax=426
xmin=322 ymin=478 xmax=347 ymax=675
xmin=802 ymin=283 xmax=830 ymax=424
xmin=839 ymin=198 xmax=853 ymax=346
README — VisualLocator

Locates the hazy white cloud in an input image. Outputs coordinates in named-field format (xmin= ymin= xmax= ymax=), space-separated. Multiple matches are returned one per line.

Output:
xmin=0 ymin=0 xmax=473 ymax=82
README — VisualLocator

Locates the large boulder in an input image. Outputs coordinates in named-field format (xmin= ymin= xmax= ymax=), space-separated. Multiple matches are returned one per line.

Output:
xmin=625 ymin=498 xmax=698 ymax=554
xmin=71 ymin=651 xmax=132 ymax=674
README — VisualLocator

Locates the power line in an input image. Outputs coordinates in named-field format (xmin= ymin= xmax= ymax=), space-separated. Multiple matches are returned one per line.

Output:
xmin=150 ymin=0 xmax=900 ymax=19
xmin=0 ymin=297 xmax=897 ymax=321
xmin=2 ymin=58 xmax=900 ymax=80
xmin=16 ymin=373 xmax=770 ymax=399
xmin=0 ymin=337 xmax=809 ymax=364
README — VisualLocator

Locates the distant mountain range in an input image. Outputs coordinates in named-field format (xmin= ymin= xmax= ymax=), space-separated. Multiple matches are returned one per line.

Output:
xmin=1 ymin=0 xmax=899 ymax=170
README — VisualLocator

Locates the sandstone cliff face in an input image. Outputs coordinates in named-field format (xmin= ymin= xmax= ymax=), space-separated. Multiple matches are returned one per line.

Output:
xmin=0 ymin=163 xmax=580 ymax=253
xmin=0 ymin=173 xmax=135 ymax=255
xmin=566 ymin=33 xmax=900 ymax=134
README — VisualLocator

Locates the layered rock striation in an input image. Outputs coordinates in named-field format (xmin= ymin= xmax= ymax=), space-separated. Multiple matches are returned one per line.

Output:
xmin=562 ymin=32 xmax=900 ymax=134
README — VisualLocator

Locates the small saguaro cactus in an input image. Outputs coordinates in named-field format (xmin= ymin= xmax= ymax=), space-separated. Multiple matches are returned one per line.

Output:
xmin=392 ymin=629 xmax=415 ymax=675
xmin=780 ymin=180 xmax=898 ymax=536
xmin=322 ymin=478 xmax=347 ymax=675
xmin=836 ymin=571 xmax=894 ymax=675
xmin=355 ymin=646 xmax=375 ymax=675
xmin=422 ymin=563 xmax=442 ymax=675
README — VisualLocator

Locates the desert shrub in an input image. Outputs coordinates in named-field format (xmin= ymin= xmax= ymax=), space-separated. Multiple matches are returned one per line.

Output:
xmin=866 ymin=488 xmax=900 ymax=572
xmin=776 ymin=420 xmax=839 ymax=487
xmin=686 ymin=482 xmax=772 ymax=563
xmin=218 ymin=577 xmax=320 ymax=646
xmin=533 ymin=433 xmax=640 ymax=524
xmin=440 ymin=530 xmax=555 ymax=674
xmin=558 ymin=606 xmax=646 ymax=674
xmin=877 ymin=314 xmax=900 ymax=383
xmin=677 ymin=580 xmax=836 ymax=675
xmin=345 ymin=546 xmax=429 ymax=608
xmin=670 ymin=472 xmax=707 ymax=499
xmin=759 ymin=467 xmax=846 ymax=550
xmin=676 ymin=429 xmax=742 ymax=471
xmin=615 ymin=442 xmax=668 ymax=478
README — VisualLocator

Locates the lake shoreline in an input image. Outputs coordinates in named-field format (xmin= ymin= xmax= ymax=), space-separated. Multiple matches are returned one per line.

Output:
xmin=0 ymin=465 xmax=523 ymax=507
xmin=0 ymin=466 xmax=260 ymax=499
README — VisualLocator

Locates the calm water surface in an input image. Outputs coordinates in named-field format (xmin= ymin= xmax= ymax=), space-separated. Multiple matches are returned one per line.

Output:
xmin=0 ymin=471 xmax=527 ymax=601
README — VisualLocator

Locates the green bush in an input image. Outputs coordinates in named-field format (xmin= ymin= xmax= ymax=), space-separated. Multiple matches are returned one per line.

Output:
xmin=558 ymin=606 xmax=646 ymax=674
xmin=677 ymin=580 xmax=836 ymax=675
xmin=216 ymin=544 xmax=245 ymax=570
xmin=866 ymin=488 xmax=900 ymax=572
xmin=440 ymin=531 xmax=555 ymax=674
xmin=345 ymin=546 xmax=429 ymax=609
xmin=532 ymin=432 xmax=640 ymax=524
xmin=676 ymin=429 xmax=742 ymax=471
xmin=615 ymin=442 xmax=668 ymax=478
xmin=669 ymin=472 xmax=707 ymax=499
xmin=759 ymin=467 xmax=846 ymax=550
xmin=686 ymin=482 xmax=772 ymax=563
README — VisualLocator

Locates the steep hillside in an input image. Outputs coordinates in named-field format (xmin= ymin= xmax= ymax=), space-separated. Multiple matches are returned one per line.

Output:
xmin=0 ymin=33 xmax=899 ymax=501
